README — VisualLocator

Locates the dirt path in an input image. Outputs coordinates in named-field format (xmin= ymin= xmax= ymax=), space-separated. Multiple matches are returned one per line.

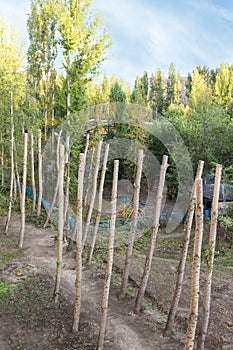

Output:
xmin=1 ymin=215 xmax=185 ymax=350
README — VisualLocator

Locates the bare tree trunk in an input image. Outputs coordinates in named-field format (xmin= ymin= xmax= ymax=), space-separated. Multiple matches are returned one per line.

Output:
xmin=164 ymin=160 xmax=204 ymax=337
xmin=1 ymin=132 xmax=4 ymax=186
xmin=4 ymin=122 xmax=15 ymax=235
xmin=30 ymin=132 xmax=36 ymax=212
xmin=44 ymin=131 xmax=62 ymax=228
xmin=84 ymin=133 xmax=90 ymax=160
xmin=54 ymin=144 xmax=65 ymax=304
xmin=197 ymin=164 xmax=222 ymax=350
xmin=184 ymin=178 xmax=204 ymax=350
xmin=14 ymin=143 xmax=21 ymax=201
xmin=134 ymin=155 xmax=168 ymax=314
xmin=82 ymin=140 xmax=103 ymax=249
xmin=84 ymin=147 xmax=95 ymax=206
xmin=13 ymin=172 xmax=17 ymax=202
xmin=71 ymin=153 xmax=85 ymax=332
xmin=118 ymin=149 xmax=144 ymax=300
xmin=64 ymin=155 xmax=70 ymax=237
xmin=37 ymin=130 xmax=43 ymax=217
xmin=97 ymin=160 xmax=119 ymax=350
xmin=86 ymin=143 xmax=109 ymax=264
xmin=18 ymin=133 xmax=28 ymax=249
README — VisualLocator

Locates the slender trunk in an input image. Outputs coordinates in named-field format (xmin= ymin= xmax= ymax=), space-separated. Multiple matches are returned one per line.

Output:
xmin=30 ymin=132 xmax=36 ymax=212
xmin=71 ymin=153 xmax=85 ymax=332
xmin=1 ymin=133 xmax=4 ymax=186
xmin=37 ymin=130 xmax=43 ymax=217
xmin=64 ymin=157 xmax=70 ymax=237
xmin=14 ymin=143 xmax=21 ymax=201
xmin=97 ymin=160 xmax=119 ymax=350
xmin=118 ymin=149 xmax=144 ymax=300
xmin=84 ymin=147 xmax=95 ymax=206
xmin=44 ymin=130 xmax=63 ymax=228
xmin=54 ymin=144 xmax=65 ymax=304
xmin=197 ymin=164 xmax=222 ymax=350
xmin=184 ymin=178 xmax=204 ymax=350
xmin=13 ymin=172 xmax=17 ymax=202
xmin=84 ymin=133 xmax=90 ymax=160
xmin=4 ymin=120 xmax=14 ymax=235
xmin=18 ymin=133 xmax=28 ymax=249
xmin=82 ymin=140 xmax=103 ymax=249
xmin=87 ymin=143 xmax=109 ymax=264
xmin=164 ymin=160 xmax=204 ymax=336
xmin=134 ymin=155 xmax=168 ymax=314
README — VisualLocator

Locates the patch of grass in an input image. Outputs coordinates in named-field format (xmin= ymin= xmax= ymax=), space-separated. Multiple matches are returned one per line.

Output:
xmin=214 ymin=248 xmax=233 ymax=266
xmin=0 ymin=281 xmax=22 ymax=306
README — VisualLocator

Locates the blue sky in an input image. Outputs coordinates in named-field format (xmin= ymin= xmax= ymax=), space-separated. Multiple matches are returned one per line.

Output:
xmin=1 ymin=0 xmax=233 ymax=84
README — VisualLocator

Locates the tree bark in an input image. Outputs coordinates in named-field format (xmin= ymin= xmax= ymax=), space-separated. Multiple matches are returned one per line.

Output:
xmin=197 ymin=164 xmax=222 ymax=350
xmin=82 ymin=140 xmax=103 ymax=249
xmin=1 ymin=132 xmax=4 ymax=187
xmin=164 ymin=160 xmax=204 ymax=336
xmin=44 ymin=130 xmax=62 ymax=228
xmin=134 ymin=155 xmax=168 ymax=314
xmin=84 ymin=147 xmax=95 ymax=206
xmin=118 ymin=149 xmax=144 ymax=300
xmin=184 ymin=178 xmax=204 ymax=350
xmin=71 ymin=153 xmax=85 ymax=332
xmin=53 ymin=144 xmax=65 ymax=304
xmin=4 ymin=121 xmax=15 ymax=235
xmin=37 ymin=130 xmax=43 ymax=217
xmin=97 ymin=159 xmax=119 ymax=350
xmin=87 ymin=143 xmax=109 ymax=264
xmin=18 ymin=133 xmax=28 ymax=249
xmin=30 ymin=132 xmax=36 ymax=212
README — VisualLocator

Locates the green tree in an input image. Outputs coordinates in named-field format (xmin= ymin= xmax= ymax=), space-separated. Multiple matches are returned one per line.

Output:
xmin=27 ymin=0 xmax=57 ymax=139
xmin=149 ymin=69 xmax=165 ymax=118
xmin=109 ymin=80 xmax=126 ymax=102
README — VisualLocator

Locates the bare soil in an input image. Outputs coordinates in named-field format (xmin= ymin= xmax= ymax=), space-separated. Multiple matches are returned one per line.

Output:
xmin=0 ymin=215 xmax=233 ymax=349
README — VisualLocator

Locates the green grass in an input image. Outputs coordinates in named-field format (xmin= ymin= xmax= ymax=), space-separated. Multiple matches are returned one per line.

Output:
xmin=0 ymin=281 xmax=22 ymax=306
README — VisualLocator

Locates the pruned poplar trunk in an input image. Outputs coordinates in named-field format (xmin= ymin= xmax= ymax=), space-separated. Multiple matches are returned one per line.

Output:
xmin=197 ymin=164 xmax=222 ymax=350
xmin=184 ymin=178 xmax=204 ymax=350
xmin=71 ymin=153 xmax=85 ymax=332
xmin=1 ymin=132 xmax=4 ymax=186
xmin=44 ymin=130 xmax=62 ymax=228
xmin=54 ymin=144 xmax=65 ymax=304
xmin=4 ymin=123 xmax=15 ymax=235
xmin=134 ymin=155 xmax=168 ymax=314
xmin=30 ymin=132 xmax=36 ymax=212
xmin=164 ymin=160 xmax=204 ymax=337
xmin=84 ymin=147 xmax=95 ymax=206
xmin=97 ymin=159 xmax=119 ymax=350
xmin=13 ymin=172 xmax=17 ymax=202
xmin=14 ymin=143 xmax=21 ymax=201
xmin=87 ymin=143 xmax=109 ymax=264
xmin=64 ymin=155 xmax=70 ymax=237
xmin=82 ymin=140 xmax=103 ymax=249
xmin=37 ymin=130 xmax=43 ymax=217
xmin=118 ymin=149 xmax=144 ymax=300
xmin=84 ymin=133 xmax=90 ymax=160
xmin=18 ymin=133 xmax=28 ymax=249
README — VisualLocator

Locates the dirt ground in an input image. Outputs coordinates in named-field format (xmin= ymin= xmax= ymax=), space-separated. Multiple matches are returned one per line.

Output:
xmin=0 ymin=215 xmax=233 ymax=349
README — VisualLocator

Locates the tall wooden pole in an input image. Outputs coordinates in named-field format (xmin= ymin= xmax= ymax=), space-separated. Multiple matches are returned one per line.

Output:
xmin=71 ymin=153 xmax=85 ymax=332
xmin=197 ymin=164 xmax=222 ymax=350
xmin=53 ymin=144 xmax=65 ymax=304
xmin=164 ymin=160 xmax=204 ymax=336
xmin=118 ymin=149 xmax=144 ymax=300
xmin=18 ymin=133 xmax=28 ymax=248
xmin=184 ymin=178 xmax=204 ymax=350
xmin=97 ymin=160 xmax=119 ymax=350
xmin=134 ymin=155 xmax=168 ymax=314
